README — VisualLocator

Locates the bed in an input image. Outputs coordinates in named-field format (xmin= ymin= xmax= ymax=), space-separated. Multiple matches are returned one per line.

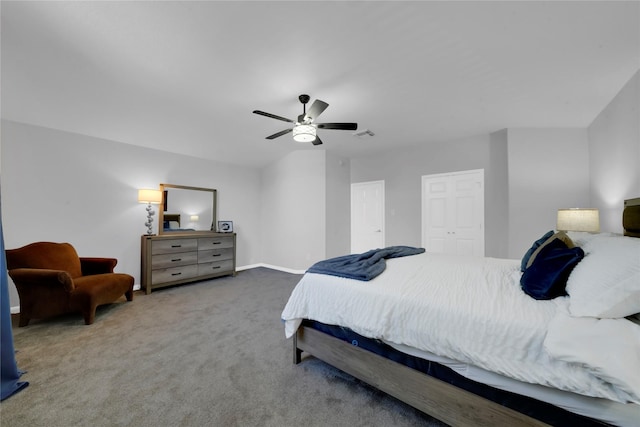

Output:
xmin=281 ymin=198 xmax=640 ymax=427
xmin=163 ymin=214 xmax=196 ymax=232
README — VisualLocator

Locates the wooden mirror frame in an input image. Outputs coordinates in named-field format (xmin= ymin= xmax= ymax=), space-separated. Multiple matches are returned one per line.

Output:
xmin=158 ymin=184 xmax=217 ymax=235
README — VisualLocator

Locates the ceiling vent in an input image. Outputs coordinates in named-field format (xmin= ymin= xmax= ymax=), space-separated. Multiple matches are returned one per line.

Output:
xmin=353 ymin=129 xmax=375 ymax=138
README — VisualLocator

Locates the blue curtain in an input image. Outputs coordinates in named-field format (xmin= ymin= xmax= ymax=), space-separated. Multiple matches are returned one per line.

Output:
xmin=1 ymin=195 xmax=28 ymax=400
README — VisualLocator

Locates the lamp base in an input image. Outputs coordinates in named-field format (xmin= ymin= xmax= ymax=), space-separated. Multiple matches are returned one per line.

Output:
xmin=144 ymin=203 xmax=155 ymax=235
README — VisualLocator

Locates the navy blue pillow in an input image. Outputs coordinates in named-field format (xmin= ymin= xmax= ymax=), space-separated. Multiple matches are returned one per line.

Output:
xmin=520 ymin=230 xmax=555 ymax=272
xmin=520 ymin=238 xmax=584 ymax=300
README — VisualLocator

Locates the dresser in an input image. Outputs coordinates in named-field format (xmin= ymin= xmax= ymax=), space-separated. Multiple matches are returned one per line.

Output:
xmin=140 ymin=233 xmax=236 ymax=294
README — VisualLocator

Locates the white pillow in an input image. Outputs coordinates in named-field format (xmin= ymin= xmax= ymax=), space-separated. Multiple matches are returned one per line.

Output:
xmin=566 ymin=234 xmax=640 ymax=318
xmin=566 ymin=231 xmax=612 ymax=247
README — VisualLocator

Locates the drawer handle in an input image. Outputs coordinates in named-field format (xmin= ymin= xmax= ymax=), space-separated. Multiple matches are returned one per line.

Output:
xmin=171 ymin=272 xmax=182 ymax=276
xmin=171 ymin=244 xmax=182 ymax=248
xmin=212 ymin=254 xmax=221 ymax=257
xmin=212 ymin=242 xmax=222 ymax=245
xmin=171 ymin=258 xmax=182 ymax=262
xmin=211 ymin=266 xmax=221 ymax=270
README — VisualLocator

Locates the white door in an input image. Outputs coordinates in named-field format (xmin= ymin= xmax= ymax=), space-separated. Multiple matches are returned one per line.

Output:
xmin=351 ymin=181 xmax=385 ymax=254
xmin=422 ymin=170 xmax=484 ymax=256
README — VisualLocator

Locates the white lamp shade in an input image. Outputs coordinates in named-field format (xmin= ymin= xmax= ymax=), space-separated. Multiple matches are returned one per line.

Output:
xmin=138 ymin=189 xmax=163 ymax=204
xmin=557 ymin=208 xmax=600 ymax=232
xmin=292 ymin=124 xmax=316 ymax=142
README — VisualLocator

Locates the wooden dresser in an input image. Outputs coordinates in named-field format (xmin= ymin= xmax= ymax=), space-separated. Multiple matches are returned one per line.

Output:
xmin=140 ymin=233 xmax=236 ymax=294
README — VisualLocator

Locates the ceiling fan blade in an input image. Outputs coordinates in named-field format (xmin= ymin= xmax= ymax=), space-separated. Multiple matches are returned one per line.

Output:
xmin=253 ymin=110 xmax=294 ymax=123
xmin=266 ymin=128 xmax=293 ymax=140
xmin=316 ymin=123 xmax=358 ymax=131
xmin=305 ymin=100 xmax=329 ymax=121
xmin=311 ymin=135 xmax=323 ymax=146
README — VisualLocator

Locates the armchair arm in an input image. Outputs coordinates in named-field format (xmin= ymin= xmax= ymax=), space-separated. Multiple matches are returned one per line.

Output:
xmin=8 ymin=268 xmax=75 ymax=292
xmin=80 ymin=257 xmax=117 ymax=275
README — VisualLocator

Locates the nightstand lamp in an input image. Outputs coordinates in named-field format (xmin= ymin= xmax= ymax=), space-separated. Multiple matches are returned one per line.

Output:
xmin=138 ymin=189 xmax=163 ymax=235
xmin=556 ymin=208 xmax=600 ymax=233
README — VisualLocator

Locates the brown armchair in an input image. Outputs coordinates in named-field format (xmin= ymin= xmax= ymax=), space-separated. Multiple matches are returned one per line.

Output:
xmin=6 ymin=242 xmax=134 ymax=326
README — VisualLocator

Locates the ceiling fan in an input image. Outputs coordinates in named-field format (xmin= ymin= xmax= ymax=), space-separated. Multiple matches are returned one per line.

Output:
xmin=253 ymin=94 xmax=357 ymax=145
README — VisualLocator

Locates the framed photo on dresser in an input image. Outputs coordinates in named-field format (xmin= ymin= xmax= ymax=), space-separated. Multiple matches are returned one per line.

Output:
xmin=217 ymin=221 xmax=233 ymax=233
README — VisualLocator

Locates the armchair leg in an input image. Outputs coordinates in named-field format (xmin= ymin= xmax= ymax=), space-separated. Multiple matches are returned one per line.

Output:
xmin=125 ymin=289 xmax=134 ymax=301
xmin=18 ymin=305 xmax=31 ymax=327
xmin=83 ymin=308 xmax=96 ymax=325
xmin=18 ymin=315 xmax=30 ymax=327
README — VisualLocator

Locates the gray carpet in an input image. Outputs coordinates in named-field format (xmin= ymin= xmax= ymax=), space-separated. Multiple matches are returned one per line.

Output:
xmin=3 ymin=267 xmax=446 ymax=427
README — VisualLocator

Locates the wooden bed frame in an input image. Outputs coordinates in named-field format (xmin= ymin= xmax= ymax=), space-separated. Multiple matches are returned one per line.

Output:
xmin=292 ymin=198 xmax=640 ymax=427
xmin=294 ymin=326 xmax=549 ymax=427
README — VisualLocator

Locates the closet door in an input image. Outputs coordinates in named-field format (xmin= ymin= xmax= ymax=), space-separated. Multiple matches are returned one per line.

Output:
xmin=422 ymin=170 xmax=484 ymax=256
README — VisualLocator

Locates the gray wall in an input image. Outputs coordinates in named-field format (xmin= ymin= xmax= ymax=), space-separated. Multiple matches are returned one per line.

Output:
xmin=350 ymin=128 xmax=593 ymax=260
xmin=589 ymin=69 xmax=640 ymax=232
xmin=486 ymin=129 xmax=509 ymax=258
xmin=506 ymin=128 xmax=590 ymax=258
xmin=2 ymin=70 xmax=638 ymax=310
xmin=351 ymin=134 xmax=511 ymax=256
xmin=258 ymin=149 xmax=351 ymax=269
xmin=1 ymin=120 xmax=262 ymax=306
xmin=349 ymin=69 xmax=639 ymax=260
xmin=259 ymin=150 xmax=326 ymax=271
xmin=325 ymin=152 xmax=351 ymax=259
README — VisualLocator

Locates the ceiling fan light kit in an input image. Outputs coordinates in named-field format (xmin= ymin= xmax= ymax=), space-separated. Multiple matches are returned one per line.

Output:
xmin=292 ymin=124 xmax=316 ymax=142
xmin=253 ymin=94 xmax=357 ymax=145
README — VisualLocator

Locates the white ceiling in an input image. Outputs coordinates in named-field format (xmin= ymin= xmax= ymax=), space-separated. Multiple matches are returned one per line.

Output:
xmin=2 ymin=1 xmax=639 ymax=168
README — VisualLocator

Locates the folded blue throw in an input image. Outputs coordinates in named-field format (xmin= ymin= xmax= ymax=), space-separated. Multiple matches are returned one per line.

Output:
xmin=306 ymin=246 xmax=425 ymax=281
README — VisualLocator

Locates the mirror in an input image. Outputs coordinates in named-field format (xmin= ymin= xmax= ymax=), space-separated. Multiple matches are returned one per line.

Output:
xmin=158 ymin=184 xmax=217 ymax=234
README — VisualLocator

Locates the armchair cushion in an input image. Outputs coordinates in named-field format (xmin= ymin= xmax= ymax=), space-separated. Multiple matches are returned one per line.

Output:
xmin=6 ymin=242 xmax=134 ymax=326
xmin=80 ymin=257 xmax=117 ymax=276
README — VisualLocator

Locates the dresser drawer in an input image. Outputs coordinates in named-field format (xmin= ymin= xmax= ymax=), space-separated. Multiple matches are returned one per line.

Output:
xmin=151 ymin=264 xmax=199 ymax=285
xmin=151 ymin=252 xmax=198 ymax=269
xmin=198 ymin=259 xmax=234 ymax=276
xmin=198 ymin=236 xmax=234 ymax=250
xmin=198 ymin=247 xmax=233 ymax=263
xmin=152 ymin=238 xmax=198 ymax=255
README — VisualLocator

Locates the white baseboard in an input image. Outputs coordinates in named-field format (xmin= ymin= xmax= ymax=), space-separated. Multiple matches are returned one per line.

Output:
xmin=9 ymin=264 xmax=304 ymax=314
xmin=236 ymin=263 xmax=262 ymax=271
xmin=237 ymin=263 xmax=306 ymax=275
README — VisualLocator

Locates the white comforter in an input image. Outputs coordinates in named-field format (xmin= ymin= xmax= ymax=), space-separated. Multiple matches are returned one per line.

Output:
xmin=281 ymin=252 xmax=640 ymax=404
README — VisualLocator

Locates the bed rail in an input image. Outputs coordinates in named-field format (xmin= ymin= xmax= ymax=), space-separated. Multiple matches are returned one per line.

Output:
xmin=294 ymin=325 xmax=550 ymax=427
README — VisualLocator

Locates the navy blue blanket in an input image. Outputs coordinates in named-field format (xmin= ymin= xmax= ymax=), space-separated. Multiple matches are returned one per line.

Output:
xmin=306 ymin=246 xmax=425 ymax=281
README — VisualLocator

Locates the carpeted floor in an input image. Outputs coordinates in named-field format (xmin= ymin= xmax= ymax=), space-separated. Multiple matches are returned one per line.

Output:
xmin=2 ymin=267 xmax=446 ymax=427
